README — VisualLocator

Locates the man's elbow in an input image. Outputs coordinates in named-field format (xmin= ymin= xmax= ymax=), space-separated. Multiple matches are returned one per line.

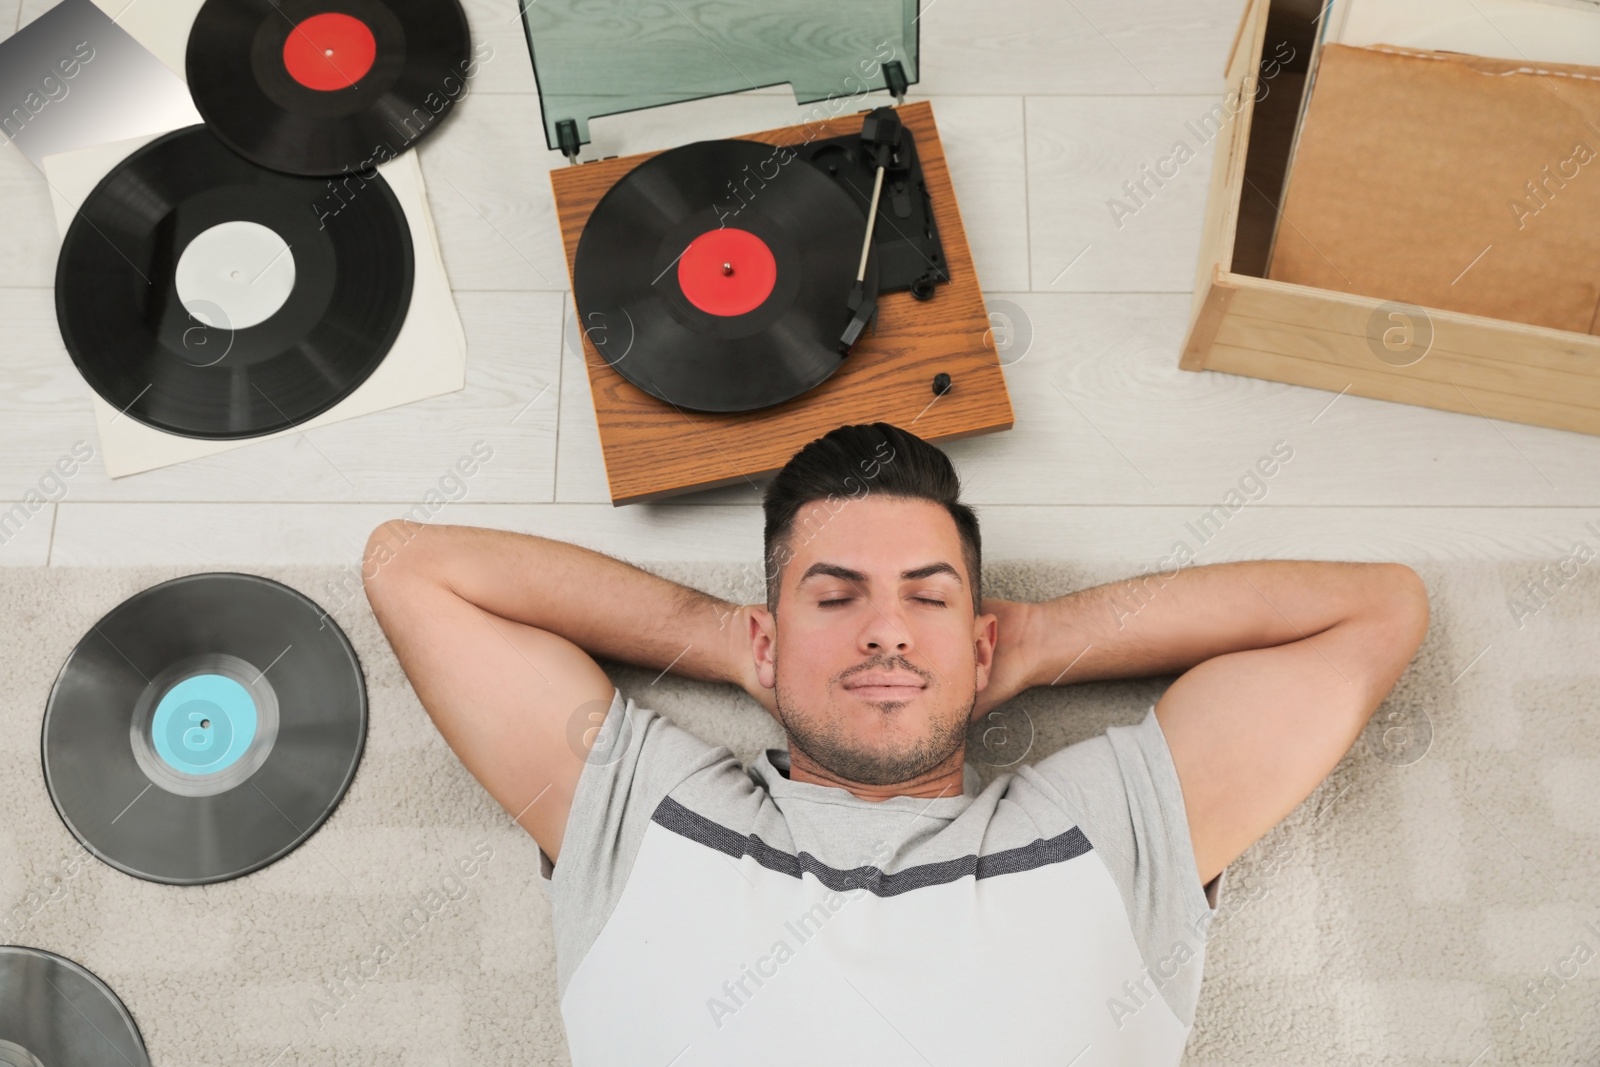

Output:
xmin=1374 ymin=563 xmax=1430 ymax=649
xmin=362 ymin=519 xmax=431 ymax=596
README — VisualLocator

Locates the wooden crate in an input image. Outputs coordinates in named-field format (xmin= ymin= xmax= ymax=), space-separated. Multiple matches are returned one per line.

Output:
xmin=551 ymin=100 xmax=1014 ymax=505
xmin=1180 ymin=0 xmax=1600 ymax=437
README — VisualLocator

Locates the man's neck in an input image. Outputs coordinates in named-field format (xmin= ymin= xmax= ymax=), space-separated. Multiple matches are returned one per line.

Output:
xmin=781 ymin=745 xmax=967 ymax=802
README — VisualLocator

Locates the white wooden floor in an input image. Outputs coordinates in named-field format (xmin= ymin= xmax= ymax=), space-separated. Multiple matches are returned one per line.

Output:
xmin=3 ymin=0 xmax=1598 ymax=575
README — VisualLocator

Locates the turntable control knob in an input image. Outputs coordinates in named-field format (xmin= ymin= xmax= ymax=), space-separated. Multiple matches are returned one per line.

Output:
xmin=932 ymin=372 xmax=952 ymax=396
xmin=721 ymin=262 xmax=733 ymax=275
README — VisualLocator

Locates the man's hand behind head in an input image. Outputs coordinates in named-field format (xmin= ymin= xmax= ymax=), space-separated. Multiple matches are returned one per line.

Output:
xmin=971 ymin=598 xmax=1046 ymax=720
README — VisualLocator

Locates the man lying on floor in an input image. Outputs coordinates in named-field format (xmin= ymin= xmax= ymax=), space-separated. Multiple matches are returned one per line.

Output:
xmin=362 ymin=422 xmax=1429 ymax=1065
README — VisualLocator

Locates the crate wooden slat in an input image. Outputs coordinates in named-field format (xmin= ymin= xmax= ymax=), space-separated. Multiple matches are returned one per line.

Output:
xmin=550 ymin=100 xmax=1014 ymax=505
xmin=1179 ymin=0 xmax=1600 ymax=438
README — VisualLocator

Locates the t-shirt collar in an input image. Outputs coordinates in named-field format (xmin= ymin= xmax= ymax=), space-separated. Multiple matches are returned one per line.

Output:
xmin=748 ymin=746 xmax=983 ymax=812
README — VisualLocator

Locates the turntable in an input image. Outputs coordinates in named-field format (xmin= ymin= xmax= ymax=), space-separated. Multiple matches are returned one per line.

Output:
xmin=520 ymin=0 xmax=1016 ymax=504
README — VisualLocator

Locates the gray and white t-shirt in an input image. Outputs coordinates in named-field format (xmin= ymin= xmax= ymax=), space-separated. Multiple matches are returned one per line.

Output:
xmin=534 ymin=688 xmax=1224 ymax=1065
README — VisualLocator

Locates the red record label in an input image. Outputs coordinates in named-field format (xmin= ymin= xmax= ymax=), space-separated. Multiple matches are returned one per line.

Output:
xmin=677 ymin=227 xmax=777 ymax=316
xmin=282 ymin=13 xmax=377 ymax=91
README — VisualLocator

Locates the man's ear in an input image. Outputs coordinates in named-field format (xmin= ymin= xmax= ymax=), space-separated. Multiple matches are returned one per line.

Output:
xmin=750 ymin=605 xmax=777 ymax=689
xmin=973 ymin=609 xmax=998 ymax=692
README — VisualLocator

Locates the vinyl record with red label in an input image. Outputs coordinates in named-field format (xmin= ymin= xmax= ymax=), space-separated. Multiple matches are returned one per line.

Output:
xmin=572 ymin=138 xmax=879 ymax=413
xmin=185 ymin=0 xmax=472 ymax=177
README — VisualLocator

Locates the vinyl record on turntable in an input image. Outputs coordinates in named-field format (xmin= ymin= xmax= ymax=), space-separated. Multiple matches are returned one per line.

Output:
xmin=42 ymin=573 xmax=367 ymax=885
xmin=0 ymin=947 xmax=150 ymax=1067
xmin=54 ymin=123 xmax=414 ymax=441
xmin=186 ymin=0 xmax=472 ymax=176
xmin=573 ymin=138 xmax=880 ymax=413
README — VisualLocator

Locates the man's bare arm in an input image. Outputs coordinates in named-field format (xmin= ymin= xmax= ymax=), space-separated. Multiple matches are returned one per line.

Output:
xmin=362 ymin=521 xmax=772 ymax=863
xmin=980 ymin=560 xmax=1430 ymax=884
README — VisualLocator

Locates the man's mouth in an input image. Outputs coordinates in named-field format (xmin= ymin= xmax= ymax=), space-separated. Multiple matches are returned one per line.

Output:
xmin=843 ymin=673 xmax=927 ymax=700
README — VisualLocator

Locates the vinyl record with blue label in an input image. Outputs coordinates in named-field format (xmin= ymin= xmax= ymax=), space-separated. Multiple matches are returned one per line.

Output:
xmin=41 ymin=573 xmax=366 ymax=885
xmin=0 ymin=947 xmax=150 ymax=1067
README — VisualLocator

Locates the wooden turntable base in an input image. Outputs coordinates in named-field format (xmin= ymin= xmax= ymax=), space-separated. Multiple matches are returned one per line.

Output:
xmin=550 ymin=99 xmax=1014 ymax=505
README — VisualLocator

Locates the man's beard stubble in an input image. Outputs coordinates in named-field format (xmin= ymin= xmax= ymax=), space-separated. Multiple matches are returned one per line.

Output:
xmin=772 ymin=651 xmax=974 ymax=788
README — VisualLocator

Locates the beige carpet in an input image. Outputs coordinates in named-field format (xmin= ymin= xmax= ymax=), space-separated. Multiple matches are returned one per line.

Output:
xmin=1 ymin=560 xmax=1596 ymax=1066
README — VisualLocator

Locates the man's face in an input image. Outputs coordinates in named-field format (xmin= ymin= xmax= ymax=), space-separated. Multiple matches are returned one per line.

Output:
xmin=750 ymin=496 xmax=996 ymax=788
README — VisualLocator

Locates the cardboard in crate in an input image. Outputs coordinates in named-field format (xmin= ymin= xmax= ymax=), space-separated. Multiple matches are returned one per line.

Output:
xmin=1180 ymin=0 xmax=1600 ymax=437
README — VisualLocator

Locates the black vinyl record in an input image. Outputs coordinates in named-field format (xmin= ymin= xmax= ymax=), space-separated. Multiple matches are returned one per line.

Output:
xmin=573 ymin=138 xmax=879 ymax=413
xmin=41 ymin=573 xmax=367 ymax=886
xmin=186 ymin=0 xmax=472 ymax=176
xmin=54 ymin=124 xmax=413 ymax=440
xmin=0 ymin=947 xmax=150 ymax=1067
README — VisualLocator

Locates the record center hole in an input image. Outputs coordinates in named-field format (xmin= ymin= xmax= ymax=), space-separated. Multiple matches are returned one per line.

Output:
xmin=201 ymin=719 xmax=211 ymax=728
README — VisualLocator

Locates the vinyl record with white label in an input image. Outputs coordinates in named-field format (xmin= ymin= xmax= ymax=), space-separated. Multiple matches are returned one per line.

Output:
xmin=53 ymin=123 xmax=413 ymax=440
xmin=41 ymin=572 xmax=367 ymax=885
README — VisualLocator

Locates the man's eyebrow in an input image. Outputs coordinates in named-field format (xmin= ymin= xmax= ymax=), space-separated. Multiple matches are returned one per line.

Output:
xmin=901 ymin=562 xmax=963 ymax=586
xmin=797 ymin=562 xmax=963 ymax=587
xmin=797 ymin=562 xmax=868 ymax=585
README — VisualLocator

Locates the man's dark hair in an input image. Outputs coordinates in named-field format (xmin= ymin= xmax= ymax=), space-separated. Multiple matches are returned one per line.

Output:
xmin=761 ymin=422 xmax=981 ymax=614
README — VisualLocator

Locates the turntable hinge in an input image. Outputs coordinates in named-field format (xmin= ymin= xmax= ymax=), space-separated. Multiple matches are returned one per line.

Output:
xmin=882 ymin=61 xmax=908 ymax=105
xmin=556 ymin=119 xmax=582 ymax=165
